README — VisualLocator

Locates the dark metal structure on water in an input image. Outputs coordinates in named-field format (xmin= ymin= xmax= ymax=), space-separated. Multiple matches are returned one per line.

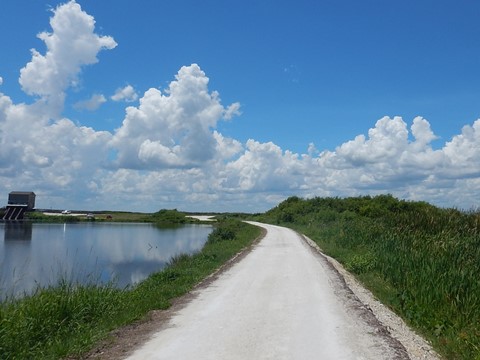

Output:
xmin=3 ymin=191 xmax=36 ymax=220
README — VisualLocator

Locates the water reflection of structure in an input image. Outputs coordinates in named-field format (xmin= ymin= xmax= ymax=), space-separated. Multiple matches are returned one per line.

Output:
xmin=4 ymin=222 xmax=33 ymax=241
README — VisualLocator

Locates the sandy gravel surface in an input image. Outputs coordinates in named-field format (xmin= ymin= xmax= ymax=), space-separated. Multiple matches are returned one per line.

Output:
xmin=123 ymin=222 xmax=418 ymax=360
xmin=185 ymin=215 xmax=217 ymax=221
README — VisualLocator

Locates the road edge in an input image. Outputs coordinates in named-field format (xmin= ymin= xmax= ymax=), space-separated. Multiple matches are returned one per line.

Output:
xmin=300 ymin=233 xmax=441 ymax=360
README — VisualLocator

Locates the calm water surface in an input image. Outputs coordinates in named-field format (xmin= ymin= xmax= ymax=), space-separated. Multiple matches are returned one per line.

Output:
xmin=0 ymin=222 xmax=212 ymax=299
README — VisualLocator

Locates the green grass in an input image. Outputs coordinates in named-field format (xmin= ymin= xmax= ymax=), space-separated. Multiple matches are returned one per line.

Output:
xmin=0 ymin=281 xmax=124 ymax=359
xmin=253 ymin=195 xmax=480 ymax=359
xmin=0 ymin=219 xmax=261 ymax=359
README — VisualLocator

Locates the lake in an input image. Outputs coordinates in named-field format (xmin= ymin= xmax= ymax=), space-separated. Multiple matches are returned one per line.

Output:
xmin=0 ymin=222 xmax=212 ymax=299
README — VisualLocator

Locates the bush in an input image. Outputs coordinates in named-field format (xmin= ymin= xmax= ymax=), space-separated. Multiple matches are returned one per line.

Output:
xmin=207 ymin=220 xmax=239 ymax=243
xmin=150 ymin=209 xmax=186 ymax=224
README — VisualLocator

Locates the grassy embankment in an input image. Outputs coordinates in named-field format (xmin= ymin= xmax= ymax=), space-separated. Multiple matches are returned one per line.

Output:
xmin=253 ymin=195 xmax=480 ymax=359
xmin=0 ymin=215 xmax=261 ymax=359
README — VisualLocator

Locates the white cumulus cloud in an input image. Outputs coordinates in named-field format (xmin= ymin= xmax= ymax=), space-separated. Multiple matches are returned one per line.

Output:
xmin=74 ymin=94 xmax=107 ymax=111
xmin=223 ymin=102 xmax=241 ymax=120
xmin=442 ymin=120 xmax=480 ymax=177
xmin=111 ymin=85 xmax=138 ymax=102
xmin=336 ymin=116 xmax=409 ymax=165
xmin=19 ymin=0 xmax=117 ymax=116
xmin=110 ymin=64 xmax=241 ymax=169
xmin=221 ymin=139 xmax=306 ymax=192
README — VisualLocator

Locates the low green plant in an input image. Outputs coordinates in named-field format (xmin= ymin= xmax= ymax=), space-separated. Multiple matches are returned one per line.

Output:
xmin=344 ymin=251 xmax=376 ymax=274
xmin=0 ymin=281 xmax=125 ymax=359
xmin=207 ymin=219 xmax=240 ymax=243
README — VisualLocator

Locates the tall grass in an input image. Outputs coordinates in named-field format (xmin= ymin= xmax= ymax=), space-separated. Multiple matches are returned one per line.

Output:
xmin=0 ymin=281 xmax=125 ymax=359
xmin=0 ymin=219 xmax=261 ymax=359
xmin=255 ymin=195 xmax=480 ymax=359
xmin=375 ymin=208 xmax=480 ymax=358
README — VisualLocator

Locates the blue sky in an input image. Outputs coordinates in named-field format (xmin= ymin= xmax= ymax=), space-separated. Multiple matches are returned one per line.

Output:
xmin=0 ymin=0 xmax=479 ymax=212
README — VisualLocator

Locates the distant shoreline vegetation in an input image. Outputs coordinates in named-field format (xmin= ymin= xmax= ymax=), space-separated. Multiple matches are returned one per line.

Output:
xmin=253 ymin=194 xmax=480 ymax=359
xmin=15 ymin=208 xmax=204 ymax=224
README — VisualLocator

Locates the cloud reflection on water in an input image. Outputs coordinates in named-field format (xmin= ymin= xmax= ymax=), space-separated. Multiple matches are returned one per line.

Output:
xmin=0 ymin=222 xmax=212 ymax=298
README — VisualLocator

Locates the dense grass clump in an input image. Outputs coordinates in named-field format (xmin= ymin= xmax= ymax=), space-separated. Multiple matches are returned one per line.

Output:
xmin=148 ymin=209 xmax=187 ymax=224
xmin=254 ymin=195 xmax=480 ymax=359
xmin=0 ymin=282 xmax=125 ymax=359
xmin=0 ymin=219 xmax=261 ymax=359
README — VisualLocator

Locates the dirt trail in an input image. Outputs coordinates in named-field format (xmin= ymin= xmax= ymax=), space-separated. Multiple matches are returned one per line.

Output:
xmin=110 ymin=221 xmax=437 ymax=360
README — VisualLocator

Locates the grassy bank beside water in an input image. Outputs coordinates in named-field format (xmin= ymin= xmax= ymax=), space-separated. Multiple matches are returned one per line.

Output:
xmin=253 ymin=195 xmax=480 ymax=359
xmin=0 ymin=219 xmax=261 ymax=359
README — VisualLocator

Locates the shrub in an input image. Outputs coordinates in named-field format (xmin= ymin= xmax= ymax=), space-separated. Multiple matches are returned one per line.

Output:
xmin=150 ymin=209 xmax=186 ymax=224
xmin=207 ymin=220 xmax=239 ymax=243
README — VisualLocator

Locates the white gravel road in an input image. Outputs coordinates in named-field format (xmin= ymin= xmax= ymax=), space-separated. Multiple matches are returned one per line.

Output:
xmin=125 ymin=222 xmax=435 ymax=360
